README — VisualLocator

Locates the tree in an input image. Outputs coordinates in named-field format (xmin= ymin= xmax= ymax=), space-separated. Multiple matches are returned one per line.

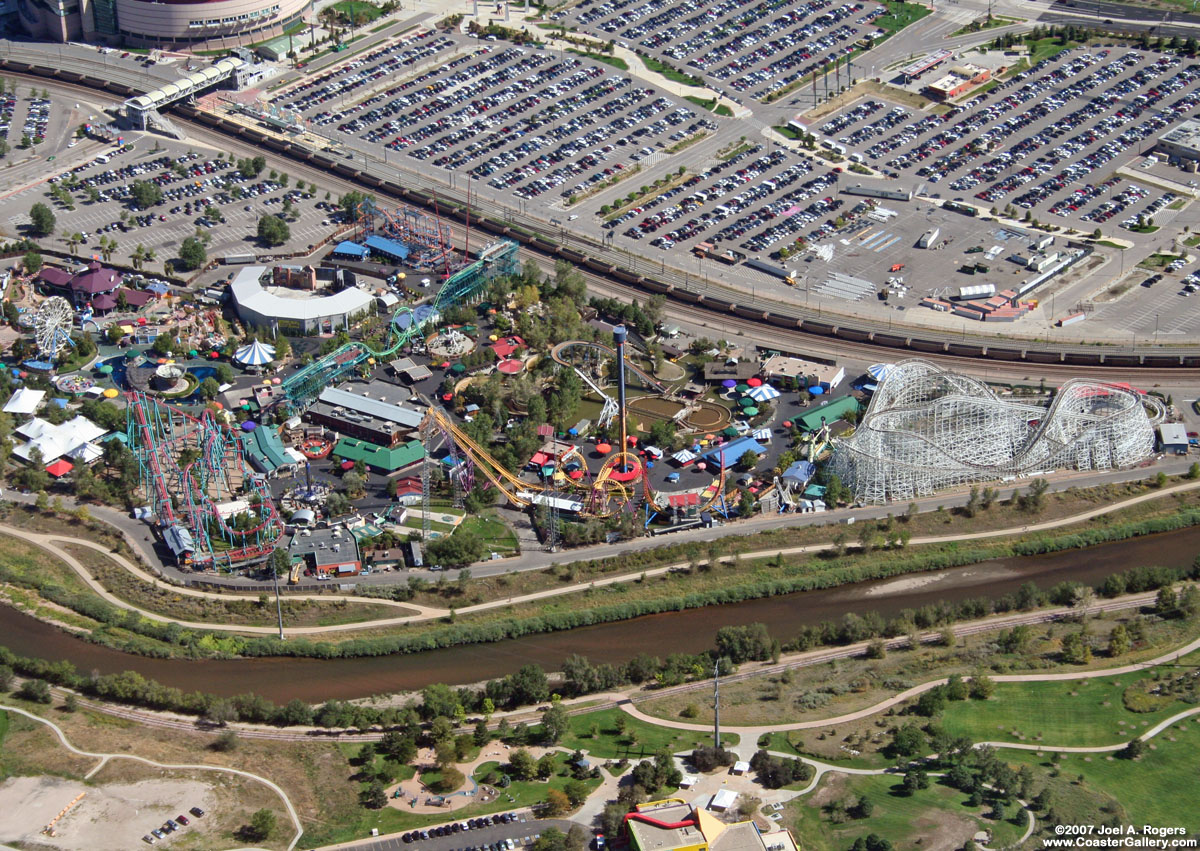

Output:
xmin=969 ymin=674 xmax=995 ymax=699
xmin=360 ymin=781 xmax=388 ymax=809
xmin=248 ymin=808 xmax=276 ymax=841
xmin=29 ymin=202 xmax=55 ymax=236
xmin=738 ymin=449 xmax=760 ymax=471
xmin=198 ymin=377 xmax=221 ymax=400
xmin=1120 ymin=738 xmax=1145 ymax=760
xmin=887 ymin=722 xmax=925 ymax=757
xmin=0 ymin=665 xmax=13 ymax=692
xmin=22 ymin=250 xmax=42 ymax=274
xmin=543 ymin=789 xmax=570 ymax=816
xmin=179 ymin=236 xmax=207 ymax=271
xmin=130 ymin=180 xmax=164 ymax=208
xmin=541 ymin=702 xmax=569 ymax=744
xmin=18 ymin=678 xmax=52 ymax=703
xmin=536 ymin=752 xmax=557 ymax=779
xmin=509 ymin=748 xmax=536 ymax=780
xmin=1108 ymin=624 xmax=1130 ymax=658
xmin=211 ymin=730 xmax=239 ymax=751
xmin=258 ymin=214 xmax=291 ymax=246
xmin=1060 ymin=631 xmax=1092 ymax=665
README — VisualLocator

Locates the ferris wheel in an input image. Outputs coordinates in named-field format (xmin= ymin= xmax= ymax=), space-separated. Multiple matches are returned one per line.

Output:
xmin=34 ymin=296 xmax=75 ymax=361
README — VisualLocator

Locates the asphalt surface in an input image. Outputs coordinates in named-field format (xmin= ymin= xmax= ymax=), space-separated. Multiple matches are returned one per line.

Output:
xmin=334 ymin=815 xmax=580 ymax=851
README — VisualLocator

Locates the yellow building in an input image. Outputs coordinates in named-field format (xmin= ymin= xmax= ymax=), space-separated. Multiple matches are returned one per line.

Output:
xmin=625 ymin=799 xmax=797 ymax=851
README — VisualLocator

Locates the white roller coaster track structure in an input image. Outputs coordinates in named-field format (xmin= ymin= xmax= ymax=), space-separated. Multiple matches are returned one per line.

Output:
xmin=830 ymin=359 xmax=1166 ymax=504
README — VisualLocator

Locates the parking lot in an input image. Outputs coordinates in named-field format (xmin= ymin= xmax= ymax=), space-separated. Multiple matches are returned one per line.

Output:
xmin=818 ymin=46 xmax=1200 ymax=231
xmin=1 ymin=120 xmax=343 ymax=268
xmin=271 ymin=31 xmax=717 ymax=206
xmin=552 ymin=0 xmax=890 ymax=103
xmin=335 ymin=813 xmax=578 ymax=851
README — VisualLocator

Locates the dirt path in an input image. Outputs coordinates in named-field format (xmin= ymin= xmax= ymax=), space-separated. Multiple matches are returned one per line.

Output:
xmin=0 ymin=704 xmax=304 ymax=851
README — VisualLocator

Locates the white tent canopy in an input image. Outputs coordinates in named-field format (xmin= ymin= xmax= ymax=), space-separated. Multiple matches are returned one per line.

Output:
xmin=3 ymin=387 xmax=45 ymax=415
xmin=748 ymin=384 xmax=781 ymax=402
xmin=234 ymin=340 xmax=277 ymax=366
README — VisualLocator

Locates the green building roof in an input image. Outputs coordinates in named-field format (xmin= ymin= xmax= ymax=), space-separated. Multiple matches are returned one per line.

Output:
xmin=796 ymin=395 xmax=860 ymax=432
xmin=245 ymin=423 xmax=290 ymax=472
xmin=333 ymin=437 xmax=425 ymax=472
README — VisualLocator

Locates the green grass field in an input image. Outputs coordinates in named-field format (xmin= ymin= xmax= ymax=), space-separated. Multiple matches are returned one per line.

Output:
xmin=1004 ymin=714 xmax=1200 ymax=831
xmin=874 ymin=0 xmax=931 ymax=37
xmin=937 ymin=666 xmax=1196 ymax=748
xmin=784 ymin=774 xmax=1026 ymax=851
xmin=457 ymin=513 xmax=519 ymax=555
xmin=639 ymin=56 xmax=704 ymax=87
xmin=329 ymin=0 xmax=383 ymax=22
xmin=566 ymin=49 xmax=628 ymax=71
xmin=559 ymin=708 xmax=737 ymax=759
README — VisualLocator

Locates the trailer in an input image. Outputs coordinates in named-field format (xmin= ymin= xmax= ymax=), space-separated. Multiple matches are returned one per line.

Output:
xmin=1057 ymin=312 xmax=1086 ymax=327
xmin=917 ymin=227 xmax=940 ymax=248
xmin=842 ymin=184 xmax=913 ymax=202
xmin=954 ymin=283 xmax=996 ymax=300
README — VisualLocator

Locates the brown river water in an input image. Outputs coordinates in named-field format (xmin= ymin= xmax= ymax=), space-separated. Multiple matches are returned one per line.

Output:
xmin=2 ymin=526 xmax=1198 ymax=702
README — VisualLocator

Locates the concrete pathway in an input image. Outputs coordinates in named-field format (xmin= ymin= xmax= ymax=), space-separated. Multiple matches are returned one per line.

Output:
xmin=0 ymin=703 xmax=305 ymax=851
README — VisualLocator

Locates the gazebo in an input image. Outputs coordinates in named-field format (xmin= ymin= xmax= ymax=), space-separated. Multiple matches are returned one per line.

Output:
xmin=233 ymin=340 xmax=276 ymax=368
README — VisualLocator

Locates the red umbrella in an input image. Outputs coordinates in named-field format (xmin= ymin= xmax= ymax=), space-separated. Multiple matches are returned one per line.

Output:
xmin=209 ymin=351 xmax=220 ymax=359
xmin=627 ymin=435 xmax=638 ymax=445
xmin=568 ymin=469 xmax=584 ymax=479
xmin=340 ymin=460 xmax=355 ymax=470
xmin=596 ymin=443 xmax=612 ymax=454
xmin=783 ymin=420 xmax=793 ymax=428
xmin=442 ymin=392 xmax=454 ymax=401
xmin=747 ymin=377 xmax=763 ymax=387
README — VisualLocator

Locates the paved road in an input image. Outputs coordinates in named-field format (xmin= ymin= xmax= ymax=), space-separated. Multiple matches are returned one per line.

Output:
xmin=328 ymin=815 xmax=579 ymax=851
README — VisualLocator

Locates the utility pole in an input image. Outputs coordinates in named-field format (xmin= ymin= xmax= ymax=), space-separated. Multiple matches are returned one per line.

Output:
xmin=712 ymin=660 xmax=721 ymax=748
xmin=271 ymin=554 xmax=285 ymax=640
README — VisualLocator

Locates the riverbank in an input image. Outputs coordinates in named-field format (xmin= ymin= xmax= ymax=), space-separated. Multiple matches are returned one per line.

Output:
xmin=6 ymin=486 xmax=1200 ymax=668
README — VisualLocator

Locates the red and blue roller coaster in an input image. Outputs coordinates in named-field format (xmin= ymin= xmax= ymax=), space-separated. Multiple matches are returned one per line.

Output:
xmin=126 ymin=391 xmax=283 ymax=568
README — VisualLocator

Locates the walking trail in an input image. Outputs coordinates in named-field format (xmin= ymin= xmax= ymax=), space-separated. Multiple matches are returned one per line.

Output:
xmin=8 ymin=477 xmax=1200 ymax=636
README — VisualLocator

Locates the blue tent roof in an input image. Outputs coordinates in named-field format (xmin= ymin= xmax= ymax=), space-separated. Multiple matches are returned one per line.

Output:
xmin=703 ymin=437 xmax=765 ymax=469
xmin=332 ymin=240 xmax=369 ymax=259
xmin=782 ymin=460 xmax=815 ymax=484
xmin=363 ymin=235 xmax=411 ymax=261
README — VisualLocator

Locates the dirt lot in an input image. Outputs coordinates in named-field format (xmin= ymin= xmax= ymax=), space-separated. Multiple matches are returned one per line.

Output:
xmin=0 ymin=775 xmax=215 ymax=851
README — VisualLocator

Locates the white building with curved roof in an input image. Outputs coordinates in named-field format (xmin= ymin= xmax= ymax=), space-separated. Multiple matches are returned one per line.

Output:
xmin=230 ymin=266 xmax=373 ymax=336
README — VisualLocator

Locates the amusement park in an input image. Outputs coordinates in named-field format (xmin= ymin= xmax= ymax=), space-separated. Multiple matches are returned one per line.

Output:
xmin=0 ymin=183 xmax=1179 ymax=580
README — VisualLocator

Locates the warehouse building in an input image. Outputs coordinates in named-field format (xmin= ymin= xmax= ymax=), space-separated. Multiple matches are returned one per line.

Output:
xmin=1158 ymin=120 xmax=1200 ymax=162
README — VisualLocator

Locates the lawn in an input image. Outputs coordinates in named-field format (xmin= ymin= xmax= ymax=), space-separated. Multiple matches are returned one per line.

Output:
xmin=783 ymin=773 xmax=1026 ymax=851
xmin=1004 ymin=714 xmax=1200 ymax=832
xmin=566 ymin=49 xmax=628 ymax=71
xmin=329 ymin=0 xmax=383 ymax=22
xmin=639 ymin=56 xmax=704 ymax=87
xmin=684 ymin=95 xmax=733 ymax=117
xmin=0 ymin=710 xmax=8 ymax=750
xmin=937 ymin=657 xmax=1200 ymax=748
xmin=457 ymin=513 xmax=519 ymax=555
xmin=559 ymin=707 xmax=737 ymax=759
xmin=873 ymin=0 xmax=931 ymax=37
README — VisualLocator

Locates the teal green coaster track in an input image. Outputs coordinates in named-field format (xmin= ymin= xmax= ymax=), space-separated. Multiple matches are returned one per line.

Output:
xmin=281 ymin=240 xmax=518 ymax=412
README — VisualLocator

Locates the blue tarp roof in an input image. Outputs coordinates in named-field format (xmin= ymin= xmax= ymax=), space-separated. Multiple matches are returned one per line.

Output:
xmin=332 ymin=240 xmax=369 ymax=258
xmin=781 ymin=460 xmax=815 ymax=483
xmin=704 ymin=437 xmax=766 ymax=469
xmin=363 ymin=235 xmax=411 ymax=261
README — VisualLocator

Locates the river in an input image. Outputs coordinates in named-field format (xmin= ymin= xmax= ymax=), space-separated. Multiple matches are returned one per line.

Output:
xmin=2 ymin=526 xmax=1197 ymax=703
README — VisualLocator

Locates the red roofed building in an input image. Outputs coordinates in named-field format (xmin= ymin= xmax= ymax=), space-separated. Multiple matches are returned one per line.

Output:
xmin=491 ymin=335 xmax=526 ymax=359
xmin=91 ymin=288 xmax=156 ymax=314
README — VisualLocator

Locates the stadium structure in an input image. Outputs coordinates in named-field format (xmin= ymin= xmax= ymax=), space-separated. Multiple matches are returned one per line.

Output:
xmin=830 ymin=360 xmax=1165 ymax=504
